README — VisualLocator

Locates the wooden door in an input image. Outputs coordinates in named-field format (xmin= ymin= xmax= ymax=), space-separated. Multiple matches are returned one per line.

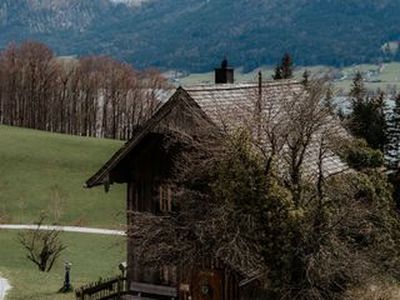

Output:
xmin=192 ymin=270 xmax=224 ymax=300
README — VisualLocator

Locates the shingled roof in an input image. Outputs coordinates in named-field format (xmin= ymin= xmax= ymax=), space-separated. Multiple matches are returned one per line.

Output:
xmin=86 ymin=80 xmax=348 ymax=188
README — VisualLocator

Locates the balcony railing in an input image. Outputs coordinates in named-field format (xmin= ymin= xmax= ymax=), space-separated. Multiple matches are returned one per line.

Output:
xmin=75 ymin=276 xmax=178 ymax=300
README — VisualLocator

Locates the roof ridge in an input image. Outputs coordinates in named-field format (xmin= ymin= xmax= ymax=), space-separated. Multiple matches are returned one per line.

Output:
xmin=184 ymin=80 xmax=301 ymax=92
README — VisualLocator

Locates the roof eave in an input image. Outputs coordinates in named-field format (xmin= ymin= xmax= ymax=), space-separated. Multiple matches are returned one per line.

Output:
xmin=84 ymin=87 xmax=196 ymax=189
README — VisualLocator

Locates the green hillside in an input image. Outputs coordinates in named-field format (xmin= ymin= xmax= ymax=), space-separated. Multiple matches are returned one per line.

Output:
xmin=0 ymin=126 xmax=127 ymax=299
xmin=0 ymin=125 xmax=125 ymax=228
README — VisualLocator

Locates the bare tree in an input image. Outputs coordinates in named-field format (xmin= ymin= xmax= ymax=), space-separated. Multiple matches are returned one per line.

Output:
xmin=18 ymin=216 xmax=66 ymax=272
xmin=126 ymin=79 xmax=400 ymax=300
xmin=0 ymin=41 xmax=169 ymax=140
xmin=127 ymin=79 xmax=340 ymax=271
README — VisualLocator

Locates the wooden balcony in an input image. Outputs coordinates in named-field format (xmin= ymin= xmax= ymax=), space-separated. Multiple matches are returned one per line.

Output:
xmin=75 ymin=276 xmax=178 ymax=300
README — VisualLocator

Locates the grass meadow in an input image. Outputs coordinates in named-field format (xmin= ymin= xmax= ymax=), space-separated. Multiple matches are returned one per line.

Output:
xmin=0 ymin=125 xmax=127 ymax=298
xmin=0 ymin=230 xmax=126 ymax=300
xmin=0 ymin=125 xmax=125 ymax=228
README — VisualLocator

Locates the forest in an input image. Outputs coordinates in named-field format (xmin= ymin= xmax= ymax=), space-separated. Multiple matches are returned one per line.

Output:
xmin=0 ymin=42 xmax=168 ymax=140
xmin=1 ymin=0 xmax=400 ymax=72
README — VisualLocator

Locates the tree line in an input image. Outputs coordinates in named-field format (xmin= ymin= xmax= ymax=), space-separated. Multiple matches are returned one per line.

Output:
xmin=0 ymin=41 xmax=168 ymax=140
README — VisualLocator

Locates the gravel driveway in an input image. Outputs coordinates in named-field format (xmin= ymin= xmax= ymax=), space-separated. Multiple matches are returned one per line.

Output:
xmin=0 ymin=276 xmax=11 ymax=300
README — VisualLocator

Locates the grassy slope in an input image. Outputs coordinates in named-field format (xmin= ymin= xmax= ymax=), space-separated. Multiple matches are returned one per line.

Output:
xmin=0 ymin=126 xmax=129 ymax=299
xmin=0 ymin=229 xmax=126 ymax=300
xmin=0 ymin=125 xmax=125 ymax=228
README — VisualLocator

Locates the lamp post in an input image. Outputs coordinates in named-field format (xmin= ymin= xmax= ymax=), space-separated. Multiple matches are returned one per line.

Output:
xmin=118 ymin=262 xmax=127 ymax=294
xmin=118 ymin=262 xmax=127 ymax=277
xmin=63 ymin=261 xmax=72 ymax=292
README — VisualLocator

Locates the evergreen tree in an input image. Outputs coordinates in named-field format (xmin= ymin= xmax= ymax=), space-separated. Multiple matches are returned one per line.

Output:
xmin=385 ymin=94 xmax=400 ymax=170
xmin=281 ymin=53 xmax=293 ymax=79
xmin=302 ymin=70 xmax=310 ymax=87
xmin=273 ymin=53 xmax=293 ymax=80
xmin=273 ymin=65 xmax=283 ymax=80
xmin=348 ymin=72 xmax=387 ymax=151
xmin=349 ymin=71 xmax=366 ymax=104
xmin=349 ymin=92 xmax=387 ymax=151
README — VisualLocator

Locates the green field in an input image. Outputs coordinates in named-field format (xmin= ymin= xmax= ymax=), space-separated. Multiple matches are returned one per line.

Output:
xmin=0 ymin=125 xmax=125 ymax=228
xmin=0 ymin=125 xmax=129 ymax=298
xmin=0 ymin=230 xmax=126 ymax=300
xmin=178 ymin=62 xmax=400 ymax=93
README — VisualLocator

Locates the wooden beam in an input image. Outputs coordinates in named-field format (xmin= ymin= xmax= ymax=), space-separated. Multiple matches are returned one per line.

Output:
xmin=130 ymin=281 xmax=178 ymax=297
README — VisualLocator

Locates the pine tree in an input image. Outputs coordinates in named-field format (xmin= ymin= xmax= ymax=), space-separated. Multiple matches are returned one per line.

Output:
xmin=373 ymin=91 xmax=388 ymax=150
xmin=350 ymin=92 xmax=387 ymax=151
xmin=385 ymin=94 xmax=400 ymax=170
xmin=281 ymin=53 xmax=293 ymax=79
xmin=302 ymin=70 xmax=310 ymax=87
xmin=273 ymin=65 xmax=283 ymax=80
xmin=348 ymin=72 xmax=387 ymax=151
xmin=273 ymin=53 xmax=293 ymax=80
xmin=349 ymin=71 xmax=366 ymax=104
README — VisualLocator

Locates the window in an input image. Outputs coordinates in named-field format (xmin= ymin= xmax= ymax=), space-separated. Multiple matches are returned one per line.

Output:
xmin=160 ymin=265 xmax=177 ymax=285
xmin=159 ymin=184 xmax=173 ymax=212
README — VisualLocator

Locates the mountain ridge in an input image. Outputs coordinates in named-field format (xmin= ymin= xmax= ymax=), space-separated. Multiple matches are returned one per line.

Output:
xmin=1 ymin=0 xmax=400 ymax=72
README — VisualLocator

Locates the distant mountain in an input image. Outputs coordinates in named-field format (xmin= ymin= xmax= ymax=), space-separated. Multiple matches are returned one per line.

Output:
xmin=1 ymin=0 xmax=400 ymax=72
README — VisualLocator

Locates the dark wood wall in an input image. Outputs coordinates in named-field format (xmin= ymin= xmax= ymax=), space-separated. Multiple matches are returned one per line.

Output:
xmin=122 ymin=94 xmax=240 ymax=299
xmin=126 ymin=133 xmax=173 ymax=284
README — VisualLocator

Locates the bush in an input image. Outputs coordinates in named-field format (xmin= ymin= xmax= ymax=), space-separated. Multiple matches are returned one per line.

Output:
xmin=340 ymin=139 xmax=384 ymax=170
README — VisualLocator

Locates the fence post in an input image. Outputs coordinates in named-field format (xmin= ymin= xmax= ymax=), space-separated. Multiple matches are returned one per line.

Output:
xmin=117 ymin=276 xmax=121 ymax=300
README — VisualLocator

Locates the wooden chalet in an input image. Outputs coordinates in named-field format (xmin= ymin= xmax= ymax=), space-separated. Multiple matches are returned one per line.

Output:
xmin=85 ymin=60 xmax=348 ymax=300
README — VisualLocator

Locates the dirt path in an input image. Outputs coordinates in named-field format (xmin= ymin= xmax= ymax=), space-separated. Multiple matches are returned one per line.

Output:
xmin=0 ymin=275 xmax=11 ymax=300
xmin=0 ymin=224 xmax=126 ymax=236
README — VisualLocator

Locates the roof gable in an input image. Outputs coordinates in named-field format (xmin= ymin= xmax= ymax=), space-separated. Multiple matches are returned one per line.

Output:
xmin=85 ymin=87 xmax=212 ymax=188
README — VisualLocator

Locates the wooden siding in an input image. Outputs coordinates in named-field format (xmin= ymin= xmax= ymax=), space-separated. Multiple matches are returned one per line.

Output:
xmin=110 ymin=90 xmax=240 ymax=299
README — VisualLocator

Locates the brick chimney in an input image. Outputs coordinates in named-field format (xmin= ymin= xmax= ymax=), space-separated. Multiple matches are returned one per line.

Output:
xmin=215 ymin=57 xmax=234 ymax=84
